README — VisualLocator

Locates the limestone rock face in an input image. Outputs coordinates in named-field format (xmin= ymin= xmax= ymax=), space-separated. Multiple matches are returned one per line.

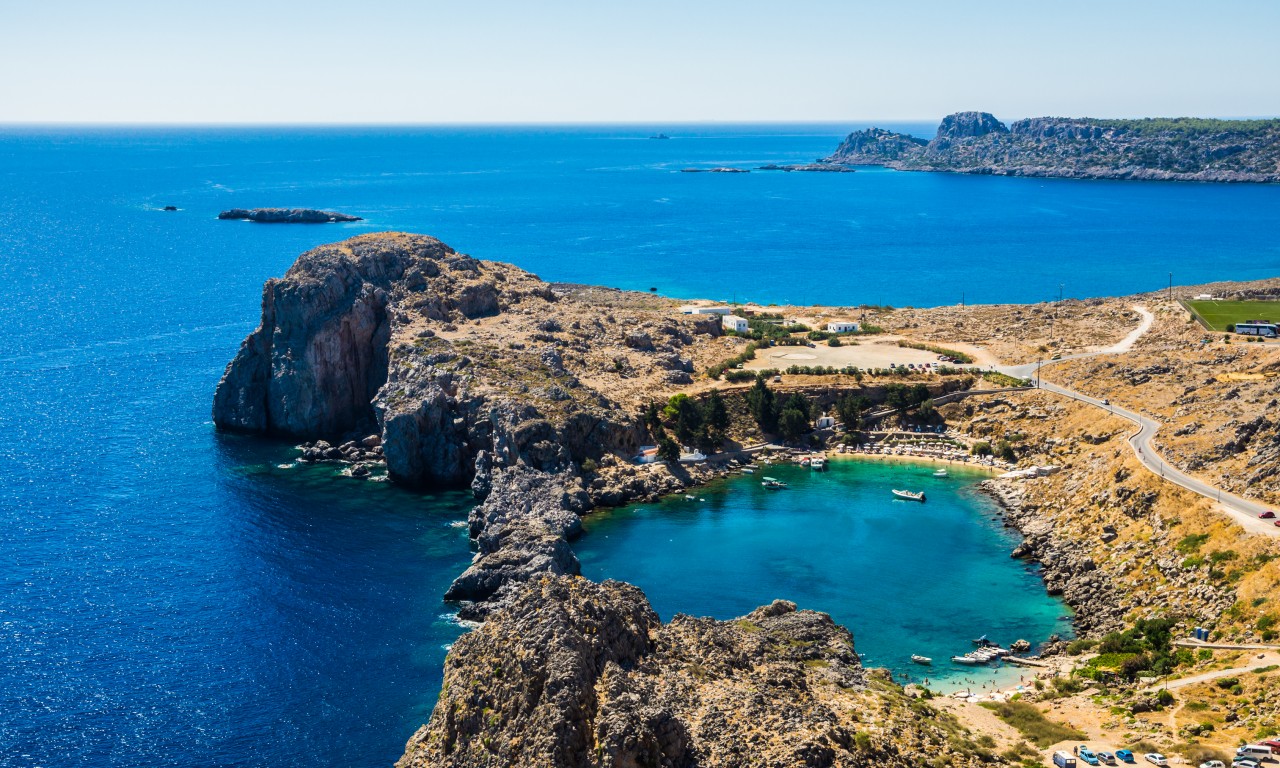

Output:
xmin=212 ymin=235 xmax=432 ymax=436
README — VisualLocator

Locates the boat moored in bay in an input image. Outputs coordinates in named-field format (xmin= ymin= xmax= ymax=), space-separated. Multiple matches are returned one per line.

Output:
xmin=892 ymin=489 xmax=926 ymax=502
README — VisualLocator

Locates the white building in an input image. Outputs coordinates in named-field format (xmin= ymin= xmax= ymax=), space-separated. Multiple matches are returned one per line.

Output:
xmin=680 ymin=305 xmax=733 ymax=315
xmin=722 ymin=315 xmax=749 ymax=333
xmin=815 ymin=415 xmax=836 ymax=429
xmin=826 ymin=321 xmax=858 ymax=333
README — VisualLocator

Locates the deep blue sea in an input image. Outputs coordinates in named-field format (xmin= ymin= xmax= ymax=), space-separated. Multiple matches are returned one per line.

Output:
xmin=1 ymin=125 xmax=1277 ymax=767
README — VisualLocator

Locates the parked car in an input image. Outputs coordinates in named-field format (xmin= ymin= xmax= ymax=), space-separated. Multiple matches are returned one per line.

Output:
xmin=1201 ymin=761 xmax=1226 ymax=768
xmin=1232 ymin=758 xmax=1260 ymax=768
xmin=1274 ymin=520 xmax=1280 ymax=528
xmin=1115 ymin=750 xmax=1135 ymax=764
xmin=1098 ymin=751 xmax=1116 ymax=765
xmin=1259 ymin=740 xmax=1280 ymax=750
xmin=1145 ymin=755 xmax=1168 ymax=766
xmin=1080 ymin=747 xmax=1100 ymax=766
xmin=1260 ymin=511 xmax=1276 ymax=519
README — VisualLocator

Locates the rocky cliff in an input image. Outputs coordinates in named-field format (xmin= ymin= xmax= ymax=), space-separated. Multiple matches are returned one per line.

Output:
xmin=826 ymin=112 xmax=1280 ymax=182
xmin=399 ymin=576 xmax=995 ymax=768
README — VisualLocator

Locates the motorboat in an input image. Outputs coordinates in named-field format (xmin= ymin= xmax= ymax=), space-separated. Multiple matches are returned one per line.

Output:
xmin=811 ymin=456 xmax=826 ymax=470
xmin=951 ymin=655 xmax=982 ymax=665
xmin=891 ymin=489 xmax=926 ymax=502
xmin=741 ymin=467 xmax=755 ymax=474
xmin=910 ymin=655 xmax=932 ymax=665
xmin=933 ymin=468 xmax=948 ymax=477
xmin=761 ymin=477 xmax=788 ymax=489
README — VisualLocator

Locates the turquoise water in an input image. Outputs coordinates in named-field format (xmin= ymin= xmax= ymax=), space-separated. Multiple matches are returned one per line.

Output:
xmin=0 ymin=124 xmax=1273 ymax=766
xmin=576 ymin=460 xmax=1073 ymax=691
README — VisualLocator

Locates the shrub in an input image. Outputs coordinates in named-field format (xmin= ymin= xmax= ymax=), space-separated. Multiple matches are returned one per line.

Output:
xmin=1175 ymin=533 xmax=1210 ymax=554
xmin=978 ymin=701 xmax=1088 ymax=747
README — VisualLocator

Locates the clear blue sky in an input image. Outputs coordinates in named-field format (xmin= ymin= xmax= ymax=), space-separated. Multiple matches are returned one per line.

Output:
xmin=2 ymin=0 xmax=1277 ymax=123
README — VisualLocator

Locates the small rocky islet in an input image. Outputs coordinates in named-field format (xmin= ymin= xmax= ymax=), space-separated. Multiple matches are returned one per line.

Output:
xmin=217 ymin=207 xmax=363 ymax=223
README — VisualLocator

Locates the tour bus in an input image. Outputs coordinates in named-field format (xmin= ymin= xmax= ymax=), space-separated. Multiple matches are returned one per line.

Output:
xmin=1055 ymin=751 xmax=1079 ymax=768
xmin=1234 ymin=321 xmax=1278 ymax=338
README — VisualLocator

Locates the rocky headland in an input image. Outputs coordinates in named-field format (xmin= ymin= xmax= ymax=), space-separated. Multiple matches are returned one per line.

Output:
xmin=398 ymin=576 xmax=994 ymax=768
xmin=217 ymin=207 xmax=363 ymax=223
xmin=213 ymin=232 xmax=737 ymax=616
xmin=822 ymin=112 xmax=1280 ymax=182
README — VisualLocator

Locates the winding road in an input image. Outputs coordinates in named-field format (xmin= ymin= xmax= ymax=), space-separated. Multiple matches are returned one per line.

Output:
xmin=997 ymin=306 xmax=1278 ymax=537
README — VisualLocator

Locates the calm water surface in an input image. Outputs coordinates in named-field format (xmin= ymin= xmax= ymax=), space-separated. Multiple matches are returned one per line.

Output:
xmin=0 ymin=125 xmax=1273 ymax=766
xmin=576 ymin=460 xmax=1072 ymax=692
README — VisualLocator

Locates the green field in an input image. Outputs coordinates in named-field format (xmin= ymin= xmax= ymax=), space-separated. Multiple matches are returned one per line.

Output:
xmin=1185 ymin=300 xmax=1280 ymax=331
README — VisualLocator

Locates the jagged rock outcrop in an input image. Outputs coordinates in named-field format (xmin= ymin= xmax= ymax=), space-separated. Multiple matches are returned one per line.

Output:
xmin=400 ymin=576 xmax=993 ymax=768
xmin=824 ymin=112 xmax=1280 ymax=182
xmin=217 ymin=207 xmax=363 ymax=223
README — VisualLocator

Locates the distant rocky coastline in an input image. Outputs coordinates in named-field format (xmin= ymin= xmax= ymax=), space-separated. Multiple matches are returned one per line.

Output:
xmin=217 ymin=207 xmax=363 ymax=223
xmin=822 ymin=111 xmax=1280 ymax=182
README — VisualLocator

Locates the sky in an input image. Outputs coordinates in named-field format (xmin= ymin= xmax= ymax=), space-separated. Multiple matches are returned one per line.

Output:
xmin=1 ymin=0 xmax=1277 ymax=124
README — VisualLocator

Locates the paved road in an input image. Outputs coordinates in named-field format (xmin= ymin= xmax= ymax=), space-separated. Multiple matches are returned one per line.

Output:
xmin=997 ymin=306 xmax=1278 ymax=538
xmin=1143 ymin=648 xmax=1280 ymax=693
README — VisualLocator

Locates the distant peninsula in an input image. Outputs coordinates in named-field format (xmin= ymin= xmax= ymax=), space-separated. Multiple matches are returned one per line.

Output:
xmin=218 ymin=207 xmax=363 ymax=223
xmin=822 ymin=111 xmax=1280 ymax=182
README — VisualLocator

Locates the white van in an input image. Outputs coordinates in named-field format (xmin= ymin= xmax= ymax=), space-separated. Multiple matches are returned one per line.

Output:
xmin=1237 ymin=745 xmax=1273 ymax=758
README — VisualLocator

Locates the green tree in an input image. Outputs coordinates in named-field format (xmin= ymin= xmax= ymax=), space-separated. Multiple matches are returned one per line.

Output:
xmin=778 ymin=408 xmax=809 ymax=441
xmin=835 ymin=394 xmax=869 ymax=432
xmin=995 ymin=439 xmax=1016 ymax=463
xmin=884 ymin=383 xmax=909 ymax=415
xmin=701 ymin=389 xmax=730 ymax=436
xmin=971 ymin=441 xmax=993 ymax=457
xmin=917 ymin=399 xmax=937 ymax=422
xmin=781 ymin=392 xmax=811 ymax=421
xmin=643 ymin=401 xmax=662 ymax=433
xmin=828 ymin=337 xmax=842 ymax=347
xmin=910 ymin=383 xmax=931 ymax=407
xmin=745 ymin=375 xmax=778 ymax=432
xmin=673 ymin=395 xmax=703 ymax=445
xmin=657 ymin=436 xmax=681 ymax=463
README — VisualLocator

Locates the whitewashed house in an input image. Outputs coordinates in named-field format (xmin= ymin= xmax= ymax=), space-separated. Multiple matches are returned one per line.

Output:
xmin=826 ymin=321 xmax=858 ymax=333
xmin=722 ymin=315 xmax=749 ymax=333
xmin=815 ymin=415 xmax=836 ymax=429
xmin=680 ymin=305 xmax=733 ymax=315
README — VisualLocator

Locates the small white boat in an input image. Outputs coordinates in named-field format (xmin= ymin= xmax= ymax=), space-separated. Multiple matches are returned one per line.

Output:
xmin=951 ymin=655 xmax=982 ymax=665
xmin=741 ymin=467 xmax=755 ymax=474
xmin=892 ymin=489 xmax=926 ymax=502
xmin=911 ymin=654 xmax=932 ymax=665
xmin=933 ymin=468 xmax=948 ymax=478
xmin=811 ymin=457 xmax=826 ymax=470
xmin=761 ymin=477 xmax=788 ymax=489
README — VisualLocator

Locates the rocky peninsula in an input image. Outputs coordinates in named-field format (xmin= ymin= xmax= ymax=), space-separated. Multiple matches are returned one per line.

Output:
xmin=821 ymin=112 xmax=1280 ymax=182
xmin=217 ymin=207 xmax=363 ymax=223
xmin=216 ymin=234 xmax=1280 ymax=766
